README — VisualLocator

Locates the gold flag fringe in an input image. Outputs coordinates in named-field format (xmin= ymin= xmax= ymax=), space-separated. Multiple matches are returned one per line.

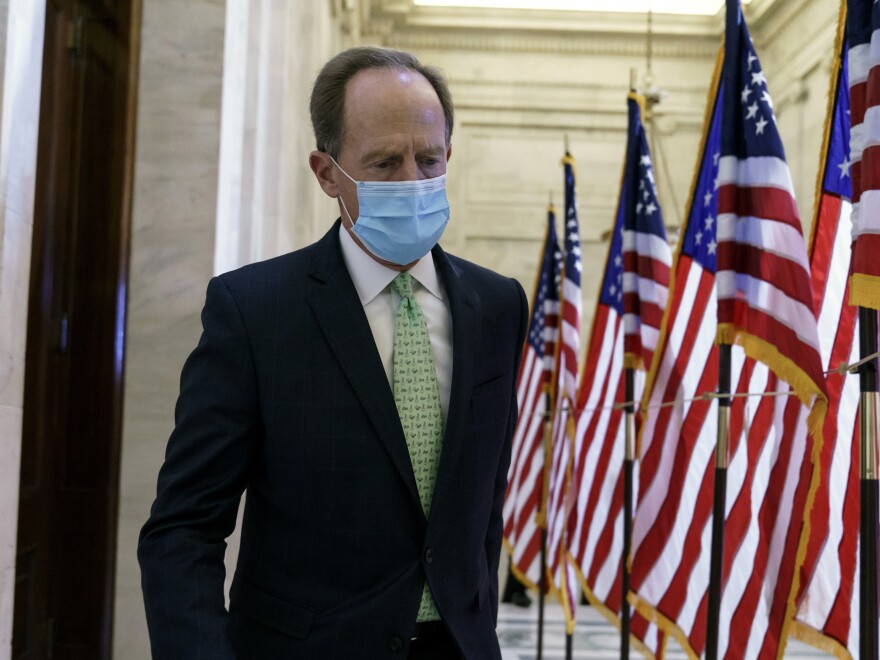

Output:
xmin=624 ymin=352 xmax=644 ymax=371
xmin=785 ymin=2 xmax=848 ymax=656
xmin=567 ymin=553 xmax=665 ymax=660
xmin=849 ymin=273 xmax=880 ymax=310
xmin=715 ymin=324 xmax=827 ymax=443
xmin=629 ymin=592 xmax=699 ymax=660
xmin=789 ymin=621 xmax=852 ymax=659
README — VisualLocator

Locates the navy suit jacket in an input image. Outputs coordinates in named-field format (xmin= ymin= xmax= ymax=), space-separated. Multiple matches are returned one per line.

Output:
xmin=138 ymin=222 xmax=528 ymax=659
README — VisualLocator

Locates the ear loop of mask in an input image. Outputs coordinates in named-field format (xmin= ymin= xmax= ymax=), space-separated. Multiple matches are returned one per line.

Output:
xmin=329 ymin=156 xmax=358 ymax=227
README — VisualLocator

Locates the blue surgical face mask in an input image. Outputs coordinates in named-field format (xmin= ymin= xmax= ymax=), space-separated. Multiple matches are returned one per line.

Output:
xmin=331 ymin=157 xmax=451 ymax=266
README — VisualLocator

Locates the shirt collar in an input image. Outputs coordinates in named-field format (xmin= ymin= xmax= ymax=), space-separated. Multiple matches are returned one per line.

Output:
xmin=338 ymin=224 xmax=444 ymax=304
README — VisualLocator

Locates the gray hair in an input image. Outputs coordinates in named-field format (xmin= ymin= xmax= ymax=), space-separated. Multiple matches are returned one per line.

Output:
xmin=310 ymin=46 xmax=454 ymax=159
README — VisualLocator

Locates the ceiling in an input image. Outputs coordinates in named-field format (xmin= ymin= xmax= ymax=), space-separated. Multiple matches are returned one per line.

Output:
xmin=413 ymin=0 xmax=731 ymax=17
xmin=363 ymin=0 xmax=778 ymax=41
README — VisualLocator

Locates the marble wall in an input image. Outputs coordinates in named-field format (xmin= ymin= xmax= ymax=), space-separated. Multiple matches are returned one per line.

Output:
xmin=0 ymin=0 xmax=43 ymax=657
xmin=757 ymin=0 xmax=840 ymax=233
xmin=215 ymin=0 xmax=342 ymax=274
xmin=112 ymin=1 xmax=227 ymax=657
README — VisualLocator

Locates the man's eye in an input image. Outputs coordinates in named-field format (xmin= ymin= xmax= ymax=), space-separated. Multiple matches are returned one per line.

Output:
xmin=374 ymin=161 xmax=391 ymax=169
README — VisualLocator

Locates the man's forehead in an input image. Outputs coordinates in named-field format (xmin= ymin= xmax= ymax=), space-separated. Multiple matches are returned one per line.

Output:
xmin=344 ymin=67 xmax=442 ymax=116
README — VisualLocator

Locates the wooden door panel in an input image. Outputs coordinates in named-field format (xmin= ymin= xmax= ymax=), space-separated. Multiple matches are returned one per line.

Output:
xmin=14 ymin=0 xmax=137 ymax=658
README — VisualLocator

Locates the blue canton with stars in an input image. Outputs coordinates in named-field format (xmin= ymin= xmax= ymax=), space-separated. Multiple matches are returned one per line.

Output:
xmin=823 ymin=50 xmax=852 ymax=200
xmin=623 ymin=96 xmax=667 ymax=242
xmin=563 ymin=158 xmax=582 ymax=292
xmin=721 ymin=3 xmax=786 ymax=161
xmin=600 ymin=189 xmax=625 ymax=315
xmin=682 ymin=92 xmax=722 ymax=274
xmin=526 ymin=208 xmax=563 ymax=355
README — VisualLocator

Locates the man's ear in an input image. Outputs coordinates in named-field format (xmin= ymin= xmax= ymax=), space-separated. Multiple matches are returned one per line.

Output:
xmin=446 ymin=143 xmax=452 ymax=164
xmin=309 ymin=151 xmax=339 ymax=198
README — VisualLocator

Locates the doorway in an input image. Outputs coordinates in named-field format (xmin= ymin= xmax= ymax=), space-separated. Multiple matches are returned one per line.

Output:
xmin=13 ymin=0 xmax=139 ymax=657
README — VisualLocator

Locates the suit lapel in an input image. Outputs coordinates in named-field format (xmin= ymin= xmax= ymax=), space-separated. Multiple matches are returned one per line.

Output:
xmin=306 ymin=224 xmax=422 ymax=510
xmin=432 ymin=246 xmax=480 ymax=513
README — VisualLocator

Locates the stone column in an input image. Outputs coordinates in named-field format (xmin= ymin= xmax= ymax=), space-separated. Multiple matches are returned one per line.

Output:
xmin=0 ymin=0 xmax=44 ymax=656
xmin=214 ymin=0 xmax=344 ymax=276
xmin=113 ymin=2 xmax=226 ymax=657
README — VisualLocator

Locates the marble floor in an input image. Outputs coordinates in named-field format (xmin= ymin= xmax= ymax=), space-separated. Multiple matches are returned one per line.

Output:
xmin=496 ymin=601 xmax=832 ymax=659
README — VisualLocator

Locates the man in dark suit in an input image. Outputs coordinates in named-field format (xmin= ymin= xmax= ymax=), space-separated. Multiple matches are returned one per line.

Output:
xmin=138 ymin=46 xmax=527 ymax=659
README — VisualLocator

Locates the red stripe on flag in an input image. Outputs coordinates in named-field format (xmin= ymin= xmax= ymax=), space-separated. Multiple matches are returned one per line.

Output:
xmin=630 ymin=348 xmax=718 ymax=590
xmin=850 ymin=79 xmax=866 ymax=127
xmin=861 ymin=143 xmax=880 ymax=191
xmin=572 ymin=373 xmax=625 ymax=570
xmin=623 ymin=252 xmax=672 ymax=287
xmin=823 ymin=421 xmax=858 ymax=641
xmin=869 ymin=63 xmax=880 ymax=107
xmin=576 ymin=306 xmax=612 ymax=410
xmin=638 ymin=255 xmax=671 ymax=287
xmin=725 ymin=300 xmax=825 ymax=388
xmin=586 ymin=466 xmax=625 ymax=587
xmin=637 ymin=259 xmax=715 ymax=493
xmin=623 ymin=295 xmax=665 ymax=328
xmin=809 ymin=194 xmax=843 ymax=311
xmin=757 ymin=396 xmax=812 ymax=657
xmin=716 ymin=243 xmax=815 ymax=313
xmin=652 ymin=360 xmax=754 ymax=635
xmin=718 ymin=185 xmax=801 ymax=230
xmin=851 ymin=233 xmax=880 ymax=279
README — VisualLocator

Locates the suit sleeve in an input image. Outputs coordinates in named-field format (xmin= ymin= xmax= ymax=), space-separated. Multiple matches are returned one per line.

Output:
xmin=485 ymin=277 xmax=529 ymax=625
xmin=138 ymin=275 xmax=259 ymax=659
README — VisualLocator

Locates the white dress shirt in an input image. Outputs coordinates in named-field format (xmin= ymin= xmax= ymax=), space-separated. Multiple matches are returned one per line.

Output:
xmin=338 ymin=225 xmax=453 ymax=424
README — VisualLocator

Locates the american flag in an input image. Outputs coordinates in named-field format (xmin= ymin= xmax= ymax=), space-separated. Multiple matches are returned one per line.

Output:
xmin=545 ymin=154 xmax=582 ymax=632
xmin=629 ymin=6 xmax=822 ymax=654
xmin=715 ymin=2 xmax=827 ymax=425
xmin=848 ymin=0 xmax=880 ymax=308
xmin=793 ymin=7 xmax=870 ymax=654
xmin=623 ymin=95 xmax=672 ymax=371
xmin=565 ymin=94 xmax=667 ymax=657
xmin=503 ymin=206 xmax=563 ymax=588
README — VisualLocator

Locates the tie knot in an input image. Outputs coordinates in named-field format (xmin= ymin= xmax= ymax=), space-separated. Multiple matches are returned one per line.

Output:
xmin=391 ymin=271 xmax=415 ymax=299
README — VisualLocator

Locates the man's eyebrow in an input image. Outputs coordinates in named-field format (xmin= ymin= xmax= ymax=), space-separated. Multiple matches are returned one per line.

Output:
xmin=360 ymin=148 xmax=402 ymax=164
xmin=360 ymin=144 xmax=446 ymax=164
xmin=419 ymin=145 xmax=447 ymax=156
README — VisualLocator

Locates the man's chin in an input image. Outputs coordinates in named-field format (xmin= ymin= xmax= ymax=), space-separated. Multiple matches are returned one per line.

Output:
xmin=346 ymin=226 xmax=419 ymax=271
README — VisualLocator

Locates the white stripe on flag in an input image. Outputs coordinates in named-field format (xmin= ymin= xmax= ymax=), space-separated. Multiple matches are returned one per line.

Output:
xmin=715 ymin=272 xmax=822 ymax=352
xmin=717 ymin=155 xmax=796 ymax=195
xmin=716 ymin=214 xmax=813 ymax=273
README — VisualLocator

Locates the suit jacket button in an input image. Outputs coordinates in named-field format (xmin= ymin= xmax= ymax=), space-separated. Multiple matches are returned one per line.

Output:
xmin=424 ymin=547 xmax=433 ymax=564
xmin=389 ymin=636 xmax=402 ymax=651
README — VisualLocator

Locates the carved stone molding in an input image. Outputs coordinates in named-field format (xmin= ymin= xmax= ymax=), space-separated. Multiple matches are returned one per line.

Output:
xmin=360 ymin=0 xmax=725 ymax=58
xmin=370 ymin=27 xmax=719 ymax=58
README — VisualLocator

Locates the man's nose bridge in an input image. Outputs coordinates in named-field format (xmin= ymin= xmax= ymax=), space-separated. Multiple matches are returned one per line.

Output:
xmin=399 ymin=156 xmax=419 ymax=181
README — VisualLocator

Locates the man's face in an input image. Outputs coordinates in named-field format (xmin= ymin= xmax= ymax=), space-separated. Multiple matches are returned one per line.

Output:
xmin=310 ymin=67 xmax=452 ymax=269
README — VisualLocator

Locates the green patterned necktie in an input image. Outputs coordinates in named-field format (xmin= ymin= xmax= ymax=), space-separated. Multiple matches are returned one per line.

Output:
xmin=390 ymin=271 xmax=443 ymax=622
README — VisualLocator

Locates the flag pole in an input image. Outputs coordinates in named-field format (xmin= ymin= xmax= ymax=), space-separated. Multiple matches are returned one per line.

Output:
xmin=705 ymin=3 xmax=738 ymax=657
xmin=538 ymin=394 xmax=549 ymax=660
xmin=619 ymin=67 xmax=639 ymax=660
xmin=706 ymin=343 xmax=731 ymax=660
xmin=562 ymin=145 xmax=574 ymax=660
xmin=859 ymin=306 xmax=879 ymax=660
xmin=536 ymin=193 xmax=555 ymax=660
xmin=621 ymin=368 xmax=634 ymax=659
